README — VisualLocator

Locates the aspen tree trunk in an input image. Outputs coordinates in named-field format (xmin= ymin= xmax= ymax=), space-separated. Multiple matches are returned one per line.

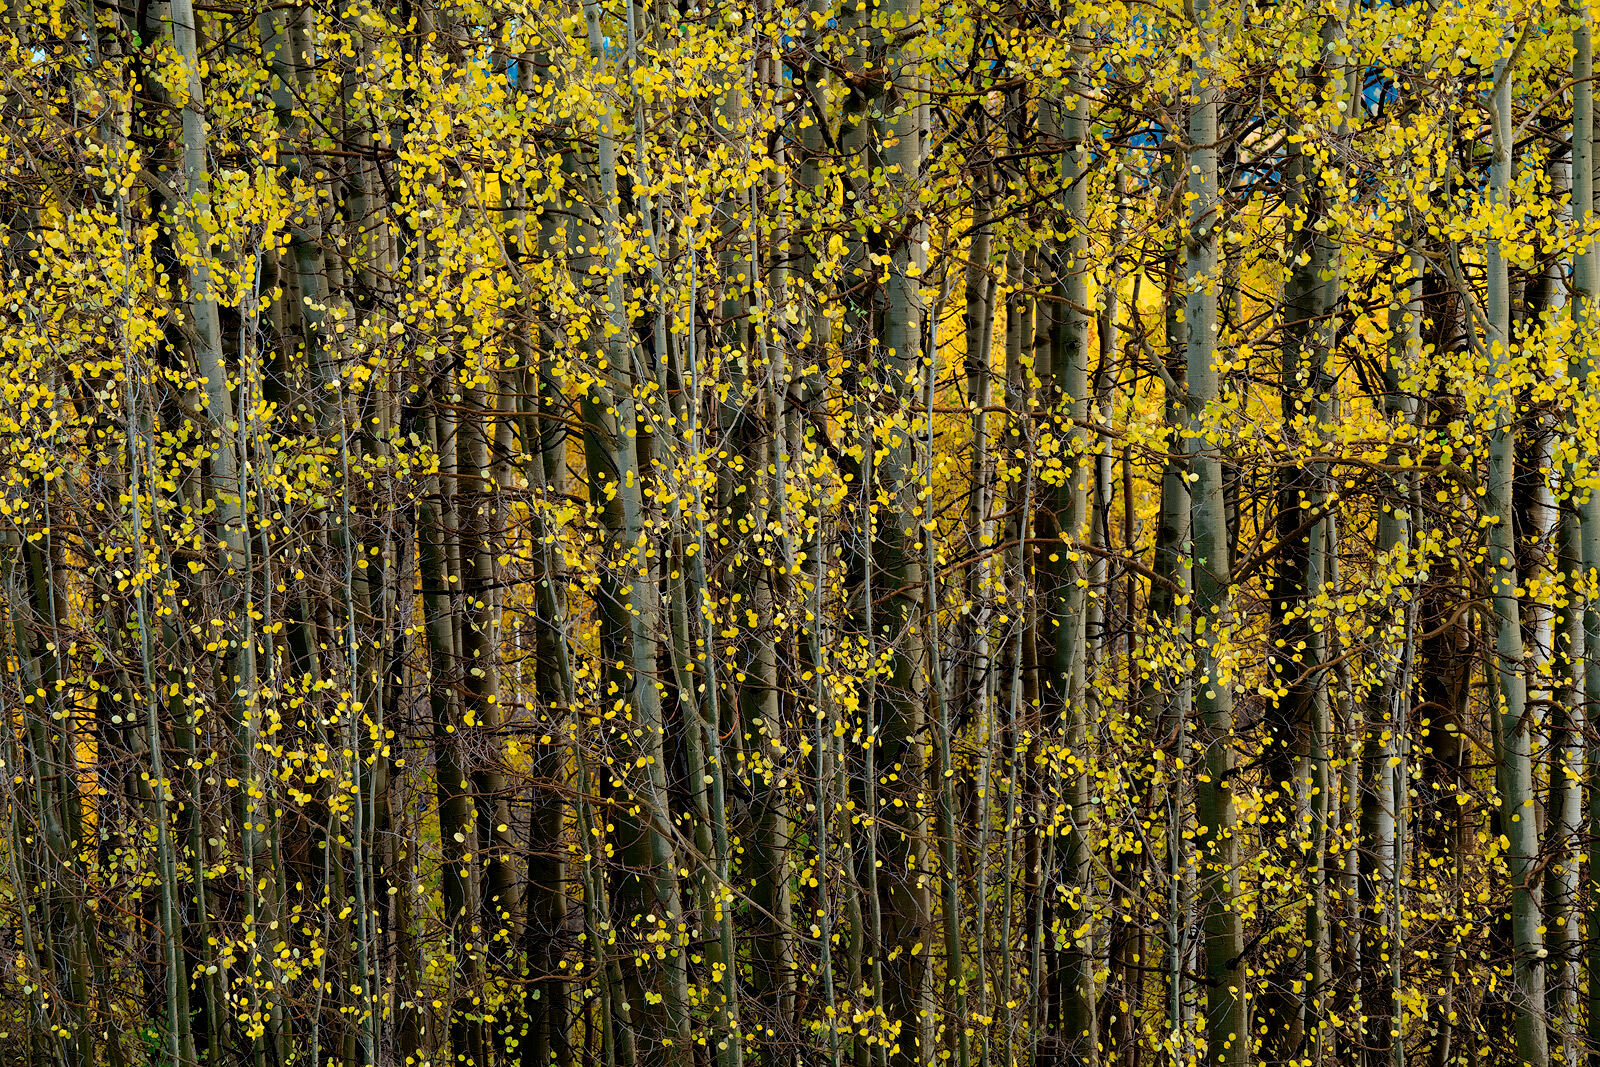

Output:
xmin=0 ymin=580 xmax=65 ymax=1067
xmin=994 ymin=252 xmax=1037 ymax=1067
xmin=1519 ymin=103 xmax=1570 ymax=765
xmin=332 ymin=392 xmax=378 ymax=1067
xmin=1487 ymin=44 xmax=1549 ymax=1067
xmin=461 ymin=374 xmax=520 ymax=960
xmin=1036 ymin=49 xmax=1099 ymax=1063
xmin=168 ymin=0 xmax=251 ymax=716
xmin=727 ymin=186 xmax=791 ymax=1067
xmin=578 ymin=3 xmax=693 ymax=1061
xmin=993 ymin=234 xmax=1035 ymax=1066
xmin=1350 ymin=232 xmax=1421 ymax=1067
xmin=1270 ymin=0 xmax=1344 ymax=812
xmin=1279 ymin=11 xmax=1349 ymax=1058
xmin=162 ymin=4 xmax=263 ymax=1059
xmin=1024 ymin=243 xmax=1060 ymax=1063
xmin=5 ymin=513 xmax=94 ymax=1067
xmin=1143 ymin=156 xmax=1197 ymax=1057
xmin=916 ymin=262 xmax=968 ymax=1067
xmin=1359 ymin=261 xmax=1418 ymax=1067
xmin=962 ymin=160 xmax=1001 ymax=1067
xmin=1357 ymin=605 xmax=1396 ymax=1067
xmin=1406 ymin=270 xmax=1471 ymax=1067
xmin=121 ymin=341 xmax=198 ymax=1067
xmin=1317 ymin=529 xmax=1361 ymax=1067
xmin=963 ymin=148 xmax=998 ymax=710
xmin=257 ymin=4 xmax=330 ymax=387
xmin=521 ymin=371 xmax=574 ymax=1067
xmin=1564 ymin=12 xmax=1600 ymax=1067
xmin=747 ymin=17 xmax=819 ymax=1048
xmin=520 ymin=323 xmax=635 ymax=1067
xmin=856 ymin=395 xmax=890 ymax=1067
xmin=1094 ymin=185 xmax=1134 ymax=1067
xmin=1532 ymin=82 xmax=1581 ymax=1053
xmin=1569 ymin=8 xmax=1600 ymax=1067
xmin=653 ymin=49 xmax=717 ymax=961
xmin=682 ymin=245 xmax=747 ymax=1067
xmin=1550 ymin=519 xmax=1585 ymax=1067
xmin=251 ymin=20 xmax=331 ymax=1023
xmin=1287 ymin=280 xmax=1340 ymax=1066
xmin=518 ymin=148 xmax=580 ymax=1067
xmin=811 ymin=506 xmax=846 ymax=1067
xmin=420 ymin=397 xmax=486 ymax=1067
xmin=873 ymin=0 xmax=933 ymax=1058
xmin=1301 ymin=511 xmax=1334 ymax=1067
xmin=1186 ymin=6 xmax=1247 ymax=1062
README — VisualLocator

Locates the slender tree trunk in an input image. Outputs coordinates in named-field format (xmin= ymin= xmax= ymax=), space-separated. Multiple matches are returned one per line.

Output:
xmin=1570 ymin=9 xmax=1600 ymax=1067
xmin=1487 ymin=43 xmax=1549 ymax=1067
xmin=1272 ymin=10 xmax=1348 ymax=1056
xmin=1186 ymin=7 xmax=1247 ymax=1062
xmin=1035 ymin=47 xmax=1099 ymax=1063
xmin=872 ymin=0 xmax=933 ymax=1059
xmin=578 ymin=5 xmax=693 ymax=1060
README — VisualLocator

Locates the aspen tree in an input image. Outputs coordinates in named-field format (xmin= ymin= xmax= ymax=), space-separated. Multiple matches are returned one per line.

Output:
xmin=1036 ymin=36 xmax=1099 ymax=1060
xmin=1483 ymin=34 xmax=1550 ymax=1067
xmin=1185 ymin=1 xmax=1247 ymax=1061
xmin=1575 ymin=5 xmax=1600 ymax=1066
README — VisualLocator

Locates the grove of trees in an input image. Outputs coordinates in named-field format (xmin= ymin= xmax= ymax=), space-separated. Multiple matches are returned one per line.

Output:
xmin=4 ymin=0 xmax=1600 ymax=1064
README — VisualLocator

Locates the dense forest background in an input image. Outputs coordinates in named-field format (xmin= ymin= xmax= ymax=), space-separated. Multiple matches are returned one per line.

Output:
xmin=2 ymin=0 xmax=1596 ymax=1065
